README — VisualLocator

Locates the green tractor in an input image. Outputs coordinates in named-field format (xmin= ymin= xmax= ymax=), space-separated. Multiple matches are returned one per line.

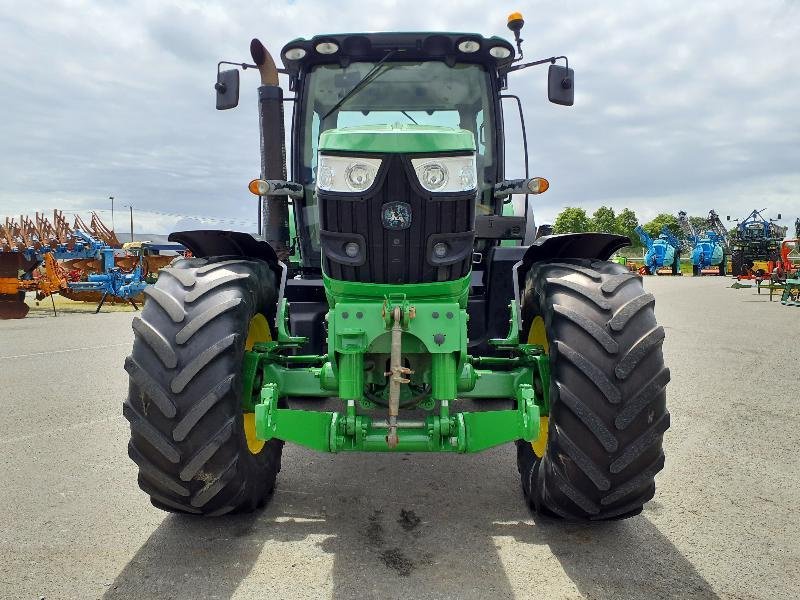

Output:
xmin=123 ymin=15 xmax=670 ymax=520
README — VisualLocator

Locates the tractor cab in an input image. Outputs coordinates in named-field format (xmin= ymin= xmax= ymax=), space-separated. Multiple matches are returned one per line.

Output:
xmin=284 ymin=33 xmax=512 ymax=267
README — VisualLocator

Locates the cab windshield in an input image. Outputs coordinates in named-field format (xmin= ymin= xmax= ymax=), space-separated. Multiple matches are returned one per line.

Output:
xmin=295 ymin=61 xmax=497 ymax=262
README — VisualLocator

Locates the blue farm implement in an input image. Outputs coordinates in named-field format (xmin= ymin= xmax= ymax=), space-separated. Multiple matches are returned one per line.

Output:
xmin=678 ymin=211 xmax=727 ymax=276
xmin=0 ymin=210 xmax=182 ymax=318
xmin=64 ymin=242 xmax=149 ymax=311
xmin=634 ymin=225 xmax=681 ymax=275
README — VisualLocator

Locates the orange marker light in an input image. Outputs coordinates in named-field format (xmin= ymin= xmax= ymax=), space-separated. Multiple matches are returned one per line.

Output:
xmin=527 ymin=177 xmax=549 ymax=194
xmin=248 ymin=179 xmax=268 ymax=196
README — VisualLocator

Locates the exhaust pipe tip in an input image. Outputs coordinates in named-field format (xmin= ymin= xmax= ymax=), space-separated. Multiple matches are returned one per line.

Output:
xmin=250 ymin=38 xmax=279 ymax=86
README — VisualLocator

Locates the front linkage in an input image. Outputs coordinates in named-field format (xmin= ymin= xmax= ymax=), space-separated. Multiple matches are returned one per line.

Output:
xmin=242 ymin=275 xmax=548 ymax=453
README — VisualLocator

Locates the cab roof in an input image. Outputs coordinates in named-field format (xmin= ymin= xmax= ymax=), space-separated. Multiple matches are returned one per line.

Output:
xmin=279 ymin=32 xmax=515 ymax=76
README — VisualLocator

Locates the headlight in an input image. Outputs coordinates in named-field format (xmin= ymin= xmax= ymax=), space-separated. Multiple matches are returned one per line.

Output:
xmin=345 ymin=163 xmax=374 ymax=191
xmin=315 ymin=41 xmax=339 ymax=55
xmin=489 ymin=46 xmax=511 ymax=59
xmin=316 ymin=155 xmax=382 ymax=193
xmin=420 ymin=163 xmax=448 ymax=190
xmin=412 ymin=155 xmax=477 ymax=193
xmin=283 ymin=47 xmax=307 ymax=61
xmin=457 ymin=40 xmax=481 ymax=53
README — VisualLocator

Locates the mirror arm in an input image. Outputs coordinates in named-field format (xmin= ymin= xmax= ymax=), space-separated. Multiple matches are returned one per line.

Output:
xmin=217 ymin=60 xmax=289 ymax=76
xmin=505 ymin=55 xmax=567 ymax=74
xmin=218 ymin=60 xmax=256 ymax=72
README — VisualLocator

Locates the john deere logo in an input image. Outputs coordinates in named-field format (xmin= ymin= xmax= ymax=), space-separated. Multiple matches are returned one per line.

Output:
xmin=381 ymin=201 xmax=412 ymax=230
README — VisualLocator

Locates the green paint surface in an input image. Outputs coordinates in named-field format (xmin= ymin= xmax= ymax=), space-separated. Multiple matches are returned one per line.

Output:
xmin=239 ymin=277 xmax=550 ymax=454
xmin=324 ymin=273 xmax=471 ymax=306
xmin=319 ymin=123 xmax=475 ymax=154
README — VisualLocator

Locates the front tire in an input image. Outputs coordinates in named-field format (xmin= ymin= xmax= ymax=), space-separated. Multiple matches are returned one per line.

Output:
xmin=123 ymin=257 xmax=283 ymax=516
xmin=517 ymin=259 xmax=670 ymax=521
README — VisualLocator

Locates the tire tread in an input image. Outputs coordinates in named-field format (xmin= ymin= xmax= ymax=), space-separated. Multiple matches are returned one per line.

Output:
xmin=519 ymin=259 xmax=670 ymax=521
xmin=123 ymin=257 xmax=282 ymax=516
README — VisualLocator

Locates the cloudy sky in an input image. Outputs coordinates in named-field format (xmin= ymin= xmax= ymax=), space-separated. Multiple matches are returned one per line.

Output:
xmin=1 ymin=0 xmax=798 ymax=236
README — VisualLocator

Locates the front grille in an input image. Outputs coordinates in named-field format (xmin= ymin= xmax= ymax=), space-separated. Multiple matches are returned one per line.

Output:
xmin=318 ymin=154 xmax=476 ymax=284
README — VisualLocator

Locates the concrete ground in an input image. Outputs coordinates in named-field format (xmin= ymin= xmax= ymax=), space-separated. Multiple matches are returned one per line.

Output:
xmin=0 ymin=277 xmax=797 ymax=600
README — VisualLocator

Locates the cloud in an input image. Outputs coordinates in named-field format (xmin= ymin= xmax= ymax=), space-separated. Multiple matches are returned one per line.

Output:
xmin=0 ymin=0 xmax=798 ymax=236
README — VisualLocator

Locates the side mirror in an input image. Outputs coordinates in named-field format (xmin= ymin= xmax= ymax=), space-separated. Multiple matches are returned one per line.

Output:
xmin=548 ymin=64 xmax=574 ymax=106
xmin=726 ymin=215 xmax=731 ymax=221
xmin=215 ymin=69 xmax=240 ymax=110
xmin=777 ymin=213 xmax=782 ymax=220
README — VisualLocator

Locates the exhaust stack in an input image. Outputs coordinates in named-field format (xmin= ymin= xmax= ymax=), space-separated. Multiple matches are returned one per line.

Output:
xmin=250 ymin=38 xmax=290 ymax=261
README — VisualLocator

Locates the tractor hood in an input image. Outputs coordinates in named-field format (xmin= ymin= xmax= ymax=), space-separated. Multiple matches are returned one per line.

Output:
xmin=318 ymin=123 xmax=475 ymax=154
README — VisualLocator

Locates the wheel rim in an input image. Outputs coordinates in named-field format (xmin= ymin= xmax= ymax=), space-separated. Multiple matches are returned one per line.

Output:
xmin=243 ymin=313 xmax=271 ymax=454
xmin=527 ymin=316 xmax=550 ymax=458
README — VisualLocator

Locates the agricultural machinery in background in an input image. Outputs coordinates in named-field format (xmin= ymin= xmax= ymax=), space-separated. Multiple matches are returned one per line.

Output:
xmin=0 ymin=210 xmax=182 ymax=318
xmin=678 ymin=210 xmax=726 ymax=276
xmin=780 ymin=263 xmax=800 ymax=306
xmin=774 ymin=238 xmax=800 ymax=303
xmin=705 ymin=210 xmax=731 ymax=247
xmin=727 ymin=209 xmax=787 ymax=278
xmin=122 ymin=16 xmax=671 ymax=522
xmin=777 ymin=238 xmax=800 ymax=273
xmin=634 ymin=224 xmax=681 ymax=275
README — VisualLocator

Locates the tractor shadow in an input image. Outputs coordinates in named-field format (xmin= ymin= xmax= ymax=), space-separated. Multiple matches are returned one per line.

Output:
xmin=105 ymin=448 xmax=718 ymax=599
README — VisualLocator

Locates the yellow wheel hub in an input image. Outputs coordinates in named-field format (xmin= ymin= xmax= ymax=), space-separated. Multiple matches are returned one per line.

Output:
xmin=527 ymin=315 xmax=549 ymax=353
xmin=243 ymin=313 xmax=271 ymax=454
xmin=528 ymin=315 xmax=550 ymax=458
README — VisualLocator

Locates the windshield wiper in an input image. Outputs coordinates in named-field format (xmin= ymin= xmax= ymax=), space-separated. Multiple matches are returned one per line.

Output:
xmin=321 ymin=49 xmax=398 ymax=121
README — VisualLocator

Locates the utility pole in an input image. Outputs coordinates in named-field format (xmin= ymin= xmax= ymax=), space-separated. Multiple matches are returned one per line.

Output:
xmin=109 ymin=195 xmax=115 ymax=231
xmin=129 ymin=205 xmax=134 ymax=243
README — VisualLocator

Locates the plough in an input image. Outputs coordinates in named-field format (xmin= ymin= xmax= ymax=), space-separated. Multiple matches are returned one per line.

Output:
xmin=0 ymin=210 xmax=182 ymax=318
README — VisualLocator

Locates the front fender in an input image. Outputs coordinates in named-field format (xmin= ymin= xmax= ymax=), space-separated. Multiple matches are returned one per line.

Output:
xmin=512 ymin=233 xmax=631 ymax=329
xmin=168 ymin=229 xmax=286 ymax=306
xmin=168 ymin=230 xmax=279 ymax=264
xmin=518 ymin=233 xmax=630 ymax=271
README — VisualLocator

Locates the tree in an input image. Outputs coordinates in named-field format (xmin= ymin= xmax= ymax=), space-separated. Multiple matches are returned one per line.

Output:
xmin=552 ymin=207 xmax=590 ymax=234
xmin=615 ymin=208 xmax=640 ymax=246
xmin=589 ymin=206 xmax=617 ymax=234
xmin=643 ymin=213 xmax=681 ymax=240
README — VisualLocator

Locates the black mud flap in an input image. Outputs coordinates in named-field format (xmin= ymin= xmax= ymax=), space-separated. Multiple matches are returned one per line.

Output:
xmin=168 ymin=229 xmax=287 ymax=306
xmin=169 ymin=230 xmax=279 ymax=264
xmin=511 ymin=233 xmax=631 ymax=333
xmin=518 ymin=233 xmax=630 ymax=269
